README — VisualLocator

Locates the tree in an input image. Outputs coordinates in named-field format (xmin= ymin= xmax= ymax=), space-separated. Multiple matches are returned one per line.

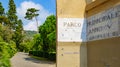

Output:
xmin=0 ymin=2 xmax=5 ymax=16
xmin=32 ymin=34 xmax=43 ymax=51
xmin=0 ymin=3 xmax=13 ymax=42
xmin=28 ymin=15 xmax=56 ymax=60
xmin=13 ymin=19 xmax=23 ymax=49
xmin=25 ymin=8 xmax=39 ymax=32
xmin=47 ymin=31 xmax=56 ymax=52
xmin=7 ymin=0 xmax=24 ymax=49
xmin=0 ymin=2 xmax=7 ymax=25
xmin=39 ymin=15 xmax=56 ymax=53
xmin=0 ymin=16 xmax=10 ymax=25
xmin=7 ymin=0 xmax=17 ymax=29
xmin=0 ymin=1 xmax=18 ymax=67
xmin=0 ymin=24 xmax=13 ymax=42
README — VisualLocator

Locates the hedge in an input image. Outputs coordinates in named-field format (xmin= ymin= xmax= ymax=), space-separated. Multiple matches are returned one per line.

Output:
xmin=29 ymin=51 xmax=56 ymax=61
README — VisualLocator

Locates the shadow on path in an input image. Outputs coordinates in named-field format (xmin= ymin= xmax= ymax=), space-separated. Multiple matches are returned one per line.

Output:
xmin=10 ymin=52 xmax=55 ymax=67
xmin=24 ymin=57 xmax=54 ymax=64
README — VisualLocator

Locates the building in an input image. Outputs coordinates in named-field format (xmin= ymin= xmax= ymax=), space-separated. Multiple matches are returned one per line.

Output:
xmin=57 ymin=0 xmax=120 ymax=67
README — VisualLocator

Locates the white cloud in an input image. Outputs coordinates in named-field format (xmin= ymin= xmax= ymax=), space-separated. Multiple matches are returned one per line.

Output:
xmin=23 ymin=21 xmax=41 ymax=31
xmin=17 ymin=1 xmax=51 ymax=31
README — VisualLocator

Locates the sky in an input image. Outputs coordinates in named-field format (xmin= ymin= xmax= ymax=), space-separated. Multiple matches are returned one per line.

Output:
xmin=0 ymin=0 xmax=56 ymax=31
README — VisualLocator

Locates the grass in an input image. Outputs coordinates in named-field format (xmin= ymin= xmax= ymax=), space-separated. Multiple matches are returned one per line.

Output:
xmin=30 ymin=56 xmax=48 ymax=61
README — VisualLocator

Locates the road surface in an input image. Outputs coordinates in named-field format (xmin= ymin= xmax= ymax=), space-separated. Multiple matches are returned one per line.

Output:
xmin=10 ymin=52 xmax=56 ymax=67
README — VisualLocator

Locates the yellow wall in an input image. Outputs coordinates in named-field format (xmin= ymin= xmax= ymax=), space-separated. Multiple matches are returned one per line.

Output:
xmin=57 ymin=42 xmax=81 ymax=67
xmin=87 ymin=37 xmax=120 ymax=67
xmin=86 ymin=0 xmax=120 ymax=67
xmin=57 ymin=42 xmax=87 ymax=67
xmin=57 ymin=0 xmax=86 ymax=18
xmin=56 ymin=0 xmax=87 ymax=67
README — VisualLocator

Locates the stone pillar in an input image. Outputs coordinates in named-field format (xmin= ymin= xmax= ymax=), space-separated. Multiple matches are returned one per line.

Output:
xmin=56 ymin=0 xmax=87 ymax=67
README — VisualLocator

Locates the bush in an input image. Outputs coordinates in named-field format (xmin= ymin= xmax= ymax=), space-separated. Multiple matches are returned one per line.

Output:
xmin=8 ymin=41 xmax=17 ymax=57
xmin=48 ymin=52 xmax=56 ymax=61
xmin=29 ymin=51 xmax=56 ymax=61
xmin=19 ymin=42 xmax=30 ymax=52
xmin=0 ymin=42 xmax=17 ymax=67
xmin=0 ymin=42 xmax=11 ymax=67
xmin=0 ymin=36 xmax=3 ymax=42
xmin=29 ymin=51 xmax=43 ymax=57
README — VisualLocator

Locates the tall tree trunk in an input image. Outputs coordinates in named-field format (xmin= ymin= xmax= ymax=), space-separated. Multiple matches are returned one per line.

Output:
xmin=35 ymin=17 xmax=38 ymax=33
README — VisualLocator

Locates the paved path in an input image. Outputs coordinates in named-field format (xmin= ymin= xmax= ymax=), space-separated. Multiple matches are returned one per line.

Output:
xmin=10 ymin=52 xmax=56 ymax=67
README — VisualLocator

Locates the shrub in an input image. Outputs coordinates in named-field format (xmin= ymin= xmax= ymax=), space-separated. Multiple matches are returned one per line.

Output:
xmin=48 ymin=52 xmax=56 ymax=61
xmin=0 ymin=42 xmax=17 ymax=67
xmin=8 ymin=41 xmax=17 ymax=57
xmin=0 ymin=36 xmax=3 ymax=42
xmin=29 ymin=51 xmax=56 ymax=61
xmin=19 ymin=42 xmax=29 ymax=52
xmin=0 ymin=42 xmax=11 ymax=67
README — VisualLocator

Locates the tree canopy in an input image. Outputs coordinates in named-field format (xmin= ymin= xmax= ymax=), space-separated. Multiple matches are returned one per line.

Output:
xmin=0 ymin=2 xmax=4 ymax=16
xmin=39 ymin=15 xmax=56 ymax=52
xmin=25 ymin=8 xmax=39 ymax=20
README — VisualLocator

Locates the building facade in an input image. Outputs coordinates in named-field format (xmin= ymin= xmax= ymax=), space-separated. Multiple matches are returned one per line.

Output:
xmin=86 ymin=0 xmax=120 ymax=67
xmin=57 ymin=0 xmax=120 ymax=67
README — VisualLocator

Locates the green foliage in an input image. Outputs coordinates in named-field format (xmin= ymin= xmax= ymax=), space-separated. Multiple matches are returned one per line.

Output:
xmin=47 ymin=31 xmax=56 ymax=52
xmin=28 ymin=15 xmax=56 ymax=61
xmin=0 ymin=2 xmax=16 ymax=67
xmin=32 ymin=34 xmax=43 ymax=51
xmin=19 ymin=36 xmax=34 ymax=52
xmin=19 ymin=42 xmax=29 ymax=52
xmin=13 ymin=19 xmax=23 ymax=49
xmin=0 ymin=36 xmax=3 ymax=42
xmin=0 ymin=2 xmax=10 ymax=25
xmin=0 ymin=24 xmax=13 ymax=42
xmin=48 ymin=52 xmax=56 ymax=61
xmin=0 ymin=1 xmax=24 ymax=67
xmin=7 ymin=0 xmax=18 ymax=31
xmin=25 ymin=8 xmax=39 ymax=20
xmin=39 ymin=15 xmax=56 ymax=53
xmin=0 ymin=16 xmax=10 ymax=25
xmin=29 ymin=51 xmax=56 ymax=61
xmin=7 ymin=0 xmax=17 ymax=23
xmin=0 ymin=2 xmax=5 ymax=16
xmin=8 ymin=41 xmax=17 ymax=57
xmin=7 ymin=0 xmax=24 ymax=49
xmin=0 ymin=42 xmax=17 ymax=67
